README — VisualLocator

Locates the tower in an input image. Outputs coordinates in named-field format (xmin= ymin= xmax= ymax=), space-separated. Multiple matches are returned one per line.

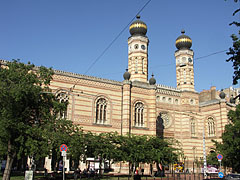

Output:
xmin=128 ymin=16 xmax=149 ymax=82
xmin=175 ymin=30 xmax=195 ymax=91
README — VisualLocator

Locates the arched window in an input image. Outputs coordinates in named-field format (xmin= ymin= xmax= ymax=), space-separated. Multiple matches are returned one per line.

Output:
xmin=190 ymin=118 xmax=196 ymax=136
xmin=183 ymin=70 xmax=186 ymax=84
xmin=135 ymin=57 xmax=138 ymax=73
xmin=207 ymin=117 xmax=215 ymax=136
xmin=142 ymin=57 xmax=144 ymax=74
xmin=192 ymin=147 xmax=196 ymax=161
xmin=134 ymin=102 xmax=144 ymax=127
xmin=56 ymin=91 xmax=69 ymax=119
xmin=96 ymin=98 xmax=107 ymax=124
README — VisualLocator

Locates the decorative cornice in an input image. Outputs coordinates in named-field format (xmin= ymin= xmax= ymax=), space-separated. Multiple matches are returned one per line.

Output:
xmin=1 ymin=59 xmax=123 ymax=86
xmin=54 ymin=69 xmax=123 ymax=86
xmin=226 ymin=102 xmax=236 ymax=107
xmin=156 ymin=84 xmax=181 ymax=97
xmin=199 ymin=99 xmax=220 ymax=107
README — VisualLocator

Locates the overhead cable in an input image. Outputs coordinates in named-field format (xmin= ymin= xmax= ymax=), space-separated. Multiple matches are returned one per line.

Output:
xmin=84 ymin=0 xmax=152 ymax=75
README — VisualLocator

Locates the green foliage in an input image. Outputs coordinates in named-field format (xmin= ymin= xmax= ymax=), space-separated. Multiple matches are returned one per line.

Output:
xmin=226 ymin=1 xmax=240 ymax=85
xmin=206 ymin=151 xmax=218 ymax=166
xmin=0 ymin=60 xmax=82 ymax=179
xmin=213 ymin=104 xmax=240 ymax=173
xmin=0 ymin=60 xmax=182 ymax=175
xmin=69 ymin=130 xmax=180 ymax=174
xmin=0 ymin=60 xmax=56 ymax=160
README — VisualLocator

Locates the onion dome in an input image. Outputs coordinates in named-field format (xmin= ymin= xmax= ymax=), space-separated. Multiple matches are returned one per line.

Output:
xmin=230 ymin=95 xmax=236 ymax=104
xmin=129 ymin=15 xmax=147 ymax=36
xmin=149 ymin=74 xmax=156 ymax=85
xmin=219 ymin=89 xmax=226 ymax=99
xmin=175 ymin=30 xmax=192 ymax=50
xmin=123 ymin=69 xmax=131 ymax=80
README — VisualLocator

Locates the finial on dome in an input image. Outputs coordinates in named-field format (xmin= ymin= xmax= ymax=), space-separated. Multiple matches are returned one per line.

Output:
xmin=129 ymin=15 xmax=147 ymax=36
xmin=123 ymin=68 xmax=131 ymax=80
xmin=149 ymin=73 xmax=156 ymax=85
xmin=175 ymin=30 xmax=192 ymax=50
xmin=219 ymin=89 xmax=226 ymax=99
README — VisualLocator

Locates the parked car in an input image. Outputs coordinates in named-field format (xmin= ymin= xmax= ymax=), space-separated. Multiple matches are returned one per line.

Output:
xmin=225 ymin=173 xmax=240 ymax=180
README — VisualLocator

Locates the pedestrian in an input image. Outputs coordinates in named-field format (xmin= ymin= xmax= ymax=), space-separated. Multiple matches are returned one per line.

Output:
xmin=59 ymin=160 xmax=63 ymax=171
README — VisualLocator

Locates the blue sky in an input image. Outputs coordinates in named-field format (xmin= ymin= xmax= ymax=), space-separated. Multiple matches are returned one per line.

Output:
xmin=0 ymin=0 xmax=239 ymax=92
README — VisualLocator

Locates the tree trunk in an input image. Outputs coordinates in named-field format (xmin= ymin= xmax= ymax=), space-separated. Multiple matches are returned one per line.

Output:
xmin=99 ymin=157 xmax=102 ymax=175
xmin=3 ymin=140 xmax=16 ymax=180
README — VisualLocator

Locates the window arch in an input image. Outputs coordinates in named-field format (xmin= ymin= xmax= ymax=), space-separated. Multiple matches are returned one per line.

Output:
xmin=56 ymin=91 xmax=69 ymax=119
xmin=192 ymin=147 xmax=196 ymax=161
xmin=207 ymin=117 xmax=215 ymax=136
xmin=135 ymin=57 xmax=138 ymax=73
xmin=190 ymin=118 xmax=196 ymax=136
xmin=134 ymin=102 xmax=144 ymax=127
xmin=96 ymin=98 xmax=107 ymax=124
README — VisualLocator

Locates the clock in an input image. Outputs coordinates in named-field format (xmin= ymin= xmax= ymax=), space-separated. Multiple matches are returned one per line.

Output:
xmin=141 ymin=45 xmax=146 ymax=50
xmin=188 ymin=58 xmax=193 ymax=63
xmin=182 ymin=57 xmax=186 ymax=63
xmin=134 ymin=44 xmax=139 ymax=49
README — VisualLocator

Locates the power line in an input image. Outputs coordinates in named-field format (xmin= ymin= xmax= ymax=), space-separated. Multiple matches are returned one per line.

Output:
xmin=149 ymin=49 xmax=228 ymax=69
xmin=194 ymin=49 xmax=228 ymax=61
xmin=95 ymin=49 xmax=228 ymax=77
xmin=84 ymin=0 xmax=152 ymax=75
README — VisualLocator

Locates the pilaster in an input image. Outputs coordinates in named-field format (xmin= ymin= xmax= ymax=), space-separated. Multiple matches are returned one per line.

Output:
xmin=122 ymin=80 xmax=132 ymax=135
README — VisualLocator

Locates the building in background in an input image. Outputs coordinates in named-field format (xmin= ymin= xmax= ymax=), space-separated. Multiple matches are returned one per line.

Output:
xmin=0 ymin=16 xmax=237 ymax=173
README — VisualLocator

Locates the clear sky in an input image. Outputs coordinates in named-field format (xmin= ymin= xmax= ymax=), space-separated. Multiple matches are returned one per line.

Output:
xmin=0 ymin=0 xmax=239 ymax=92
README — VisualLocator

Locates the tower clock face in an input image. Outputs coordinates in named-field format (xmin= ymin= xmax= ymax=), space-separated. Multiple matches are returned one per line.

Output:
xmin=182 ymin=57 xmax=186 ymax=63
xmin=188 ymin=58 xmax=193 ymax=63
xmin=141 ymin=45 xmax=146 ymax=50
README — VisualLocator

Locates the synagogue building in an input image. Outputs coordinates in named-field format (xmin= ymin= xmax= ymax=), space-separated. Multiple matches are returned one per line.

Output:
xmin=0 ymin=16 xmax=237 ymax=173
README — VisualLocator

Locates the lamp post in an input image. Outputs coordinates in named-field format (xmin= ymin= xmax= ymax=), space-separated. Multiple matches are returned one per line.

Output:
xmin=203 ymin=127 xmax=207 ymax=179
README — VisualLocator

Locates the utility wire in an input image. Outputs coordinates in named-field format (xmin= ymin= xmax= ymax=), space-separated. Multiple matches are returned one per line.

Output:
xmin=84 ymin=0 xmax=152 ymax=75
xmin=95 ymin=49 xmax=229 ymax=77
xmin=194 ymin=49 xmax=228 ymax=61
xmin=149 ymin=49 xmax=228 ymax=69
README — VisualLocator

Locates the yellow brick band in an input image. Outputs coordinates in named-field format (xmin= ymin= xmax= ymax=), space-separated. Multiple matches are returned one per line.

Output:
xmin=176 ymin=38 xmax=192 ymax=44
xmin=129 ymin=23 xmax=147 ymax=30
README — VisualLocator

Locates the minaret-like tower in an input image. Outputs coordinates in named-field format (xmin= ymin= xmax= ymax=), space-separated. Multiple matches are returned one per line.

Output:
xmin=175 ymin=30 xmax=195 ymax=91
xmin=128 ymin=16 xmax=149 ymax=82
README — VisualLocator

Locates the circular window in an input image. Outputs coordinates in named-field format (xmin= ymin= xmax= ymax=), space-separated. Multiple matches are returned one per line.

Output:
xmin=175 ymin=99 xmax=179 ymax=104
xmin=134 ymin=44 xmax=139 ymax=49
xmin=141 ymin=45 xmax=146 ymax=50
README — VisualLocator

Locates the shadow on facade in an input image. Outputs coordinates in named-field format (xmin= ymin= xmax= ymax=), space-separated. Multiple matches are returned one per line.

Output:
xmin=156 ymin=114 xmax=164 ymax=138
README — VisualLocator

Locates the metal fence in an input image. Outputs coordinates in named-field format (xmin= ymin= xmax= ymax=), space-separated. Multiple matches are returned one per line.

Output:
xmin=70 ymin=172 xmax=220 ymax=180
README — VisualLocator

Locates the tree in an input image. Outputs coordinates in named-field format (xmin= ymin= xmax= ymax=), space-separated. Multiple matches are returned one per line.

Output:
xmin=116 ymin=134 xmax=179 ymax=175
xmin=214 ymin=104 xmax=240 ymax=173
xmin=147 ymin=136 xmax=178 ymax=175
xmin=226 ymin=0 xmax=240 ymax=85
xmin=206 ymin=151 xmax=218 ymax=167
xmin=0 ymin=60 xmax=67 ymax=180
